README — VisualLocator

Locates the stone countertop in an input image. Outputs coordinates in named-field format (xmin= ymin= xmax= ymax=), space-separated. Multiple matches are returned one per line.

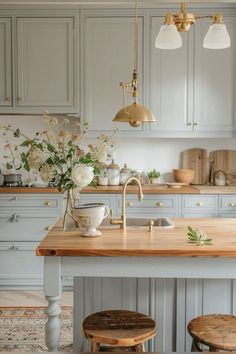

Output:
xmin=1 ymin=185 xmax=236 ymax=194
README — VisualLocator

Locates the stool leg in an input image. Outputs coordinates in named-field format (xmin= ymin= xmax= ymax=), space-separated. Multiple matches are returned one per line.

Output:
xmin=91 ymin=342 xmax=100 ymax=352
xmin=191 ymin=340 xmax=202 ymax=352
xmin=134 ymin=343 xmax=145 ymax=352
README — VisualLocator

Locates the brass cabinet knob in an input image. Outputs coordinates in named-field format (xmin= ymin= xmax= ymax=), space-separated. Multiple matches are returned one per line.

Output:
xmin=127 ymin=202 xmax=133 ymax=207
xmin=229 ymin=202 xmax=236 ymax=207
xmin=196 ymin=202 xmax=204 ymax=206
xmin=186 ymin=122 xmax=192 ymax=126
xmin=17 ymin=96 xmax=21 ymax=101
xmin=156 ymin=202 xmax=164 ymax=207
xmin=5 ymin=97 xmax=11 ymax=102
xmin=193 ymin=122 xmax=198 ymax=126
xmin=44 ymin=201 xmax=52 ymax=206
xmin=45 ymin=226 xmax=52 ymax=231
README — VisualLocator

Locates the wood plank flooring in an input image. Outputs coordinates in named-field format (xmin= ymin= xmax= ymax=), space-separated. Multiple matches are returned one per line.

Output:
xmin=0 ymin=291 xmax=73 ymax=307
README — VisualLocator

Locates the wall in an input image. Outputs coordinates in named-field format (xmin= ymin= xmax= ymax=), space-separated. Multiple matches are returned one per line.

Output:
xmin=1 ymin=115 xmax=235 ymax=183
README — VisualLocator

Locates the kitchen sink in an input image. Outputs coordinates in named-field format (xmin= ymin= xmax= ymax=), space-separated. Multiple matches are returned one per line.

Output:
xmin=101 ymin=217 xmax=174 ymax=229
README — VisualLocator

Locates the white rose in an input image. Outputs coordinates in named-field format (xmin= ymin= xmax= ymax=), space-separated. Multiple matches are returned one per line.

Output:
xmin=71 ymin=164 xmax=94 ymax=189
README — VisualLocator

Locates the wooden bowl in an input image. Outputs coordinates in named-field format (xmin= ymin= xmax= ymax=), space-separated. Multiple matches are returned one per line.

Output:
xmin=173 ymin=169 xmax=195 ymax=185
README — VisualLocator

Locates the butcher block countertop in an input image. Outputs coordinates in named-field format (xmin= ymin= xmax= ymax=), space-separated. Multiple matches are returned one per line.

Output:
xmin=2 ymin=185 xmax=236 ymax=194
xmin=36 ymin=218 xmax=236 ymax=258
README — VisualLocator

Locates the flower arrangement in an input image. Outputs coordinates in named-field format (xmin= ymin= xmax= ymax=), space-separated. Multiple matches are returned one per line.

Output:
xmin=1 ymin=112 xmax=117 ymax=228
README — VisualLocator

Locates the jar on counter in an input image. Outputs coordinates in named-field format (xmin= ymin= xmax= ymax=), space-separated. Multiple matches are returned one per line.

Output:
xmin=214 ymin=169 xmax=227 ymax=186
xmin=132 ymin=170 xmax=146 ymax=185
xmin=120 ymin=164 xmax=132 ymax=185
xmin=107 ymin=160 xmax=120 ymax=186
xmin=98 ymin=163 xmax=108 ymax=186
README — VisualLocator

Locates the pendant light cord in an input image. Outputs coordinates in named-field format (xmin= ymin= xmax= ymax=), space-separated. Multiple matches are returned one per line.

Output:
xmin=134 ymin=0 xmax=138 ymax=71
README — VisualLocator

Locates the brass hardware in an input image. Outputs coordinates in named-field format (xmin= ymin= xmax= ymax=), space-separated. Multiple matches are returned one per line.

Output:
xmin=229 ymin=202 xmax=236 ymax=207
xmin=127 ymin=202 xmax=133 ymax=207
xmin=8 ymin=245 xmax=19 ymax=251
xmin=44 ymin=201 xmax=52 ymax=206
xmin=113 ymin=0 xmax=156 ymax=127
xmin=196 ymin=202 xmax=204 ymax=207
xmin=187 ymin=122 xmax=192 ymax=126
xmin=110 ymin=177 xmax=143 ymax=229
xmin=45 ymin=226 xmax=52 ymax=231
xmin=17 ymin=96 xmax=21 ymax=102
xmin=149 ymin=220 xmax=154 ymax=233
xmin=162 ymin=2 xmax=224 ymax=34
xmin=156 ymin=202 xmax=164 ymax=207
xmin=194 ymin=122 xmax=198 ymax=126
xmin=5 ymin=97 xmax=11 ymax=102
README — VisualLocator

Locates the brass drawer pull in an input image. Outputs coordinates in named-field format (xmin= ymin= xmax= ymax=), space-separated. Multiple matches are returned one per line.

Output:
xmin=196 ymin=202 xmax=204 ymax=207
xmin=229 ymin=202 xmax=236 ymax=207
xmin=156 ymin=202 xmax=164 ymax=207
xmin=44 ymin=201 xmax=52 ymax=206
xmin=5 ymin=97 xmax=11 ymax=102
xmin=8 ymin=245 xmax=19 ymax=251
xmin=45 ymin=226 xmax=52 ymax=231
xmin=186 ymin=122 xmax=192 ymax=126
xmin=193 ymin=122 xmax=198 ymax=126
xmin=127 ymin=202 xmax=133 ymax=207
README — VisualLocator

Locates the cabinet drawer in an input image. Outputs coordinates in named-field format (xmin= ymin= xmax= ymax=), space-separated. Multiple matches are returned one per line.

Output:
xmin=0 ymin=194 xmax=61 ymax=209
xmin=0 ymin=215 xmax=57 ymax=241
xmin=182 ymin=195 xmax=218 ymax=212
xmin=219 ymin=196 xmax=236 ymax=212
xmin=0 ymin=242 xmax=43 ymax=282
xmin=117 ymin=195 xmax=180 ymax=217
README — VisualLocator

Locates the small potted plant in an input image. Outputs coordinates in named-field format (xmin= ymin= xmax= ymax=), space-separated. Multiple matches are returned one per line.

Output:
xmin=148 ymin=169 xmax=160 ymax=185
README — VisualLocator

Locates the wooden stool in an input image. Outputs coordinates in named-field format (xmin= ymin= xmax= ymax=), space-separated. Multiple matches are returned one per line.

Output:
xmin=188 ymin=314 xmax=236 ymax=352
xmin=82 ymin=310 xmax=157 ymax=352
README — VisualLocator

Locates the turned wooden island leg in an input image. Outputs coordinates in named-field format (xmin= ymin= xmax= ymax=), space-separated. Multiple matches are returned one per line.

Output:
xmin=44 ymin=257 xmax=62 ymax=351
xmin=45 ymin=295 xmax=61 ymax=351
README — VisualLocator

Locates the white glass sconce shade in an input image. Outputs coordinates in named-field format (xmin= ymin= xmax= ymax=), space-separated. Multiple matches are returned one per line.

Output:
xmin=155 ymin=24 xmax=182 ymax=49
xmin=203 ymin=23 xmax=231 ymax=49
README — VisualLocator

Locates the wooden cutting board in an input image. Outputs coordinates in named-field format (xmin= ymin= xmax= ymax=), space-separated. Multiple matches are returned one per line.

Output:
xmin=209 ymin=150 xmax=236 ymax=185
xmin=182 ymin=148 xmax=207 ymax=185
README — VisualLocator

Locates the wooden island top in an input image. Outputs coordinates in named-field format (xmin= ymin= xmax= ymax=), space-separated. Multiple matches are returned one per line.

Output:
xmin=36 ymin=218 xmax=236 ymax=258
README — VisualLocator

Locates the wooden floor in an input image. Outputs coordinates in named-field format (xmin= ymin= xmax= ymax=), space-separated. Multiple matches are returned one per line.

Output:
xmin=0 ymin=291 xmax=73 ymax=307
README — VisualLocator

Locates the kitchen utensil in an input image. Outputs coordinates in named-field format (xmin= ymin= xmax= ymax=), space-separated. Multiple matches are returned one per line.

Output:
xmin=173 ymin=169 xmax=195 ymax=185
xmin=209 ymin=150 xmax=236 ymax=185
xmin=73 ymin=203 xmax=110 ymax=237
xmin=182 ymin=148 xmax=207 ymax=185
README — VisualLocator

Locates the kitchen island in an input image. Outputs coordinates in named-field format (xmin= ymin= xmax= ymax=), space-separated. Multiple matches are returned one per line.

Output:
xmin=37 ymin=218 xmax=236 ymax=352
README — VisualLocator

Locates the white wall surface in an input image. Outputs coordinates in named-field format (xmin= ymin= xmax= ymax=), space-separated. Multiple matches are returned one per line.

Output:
xmin=0 ymin=116 xmax=235 ymax=183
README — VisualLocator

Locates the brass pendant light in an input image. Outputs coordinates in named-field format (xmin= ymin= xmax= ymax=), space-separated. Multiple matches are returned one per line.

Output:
xmin=113 ymin=0 xmax=156 ymax=128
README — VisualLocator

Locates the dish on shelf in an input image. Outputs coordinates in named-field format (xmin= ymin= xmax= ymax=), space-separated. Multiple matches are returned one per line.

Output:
xmin=165 ymin=182 xmax=186 ymax=189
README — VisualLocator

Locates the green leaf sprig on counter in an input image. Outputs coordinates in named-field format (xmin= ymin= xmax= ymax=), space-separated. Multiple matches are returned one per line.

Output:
xmin=187 ymin=226 xmax=213 ymax=246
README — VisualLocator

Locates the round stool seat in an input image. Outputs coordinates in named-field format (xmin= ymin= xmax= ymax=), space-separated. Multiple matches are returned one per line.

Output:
xmin=83 ymin=310 xmax=157 ymax=347
xmin=188 ymin=314 xmax=236 ymax=351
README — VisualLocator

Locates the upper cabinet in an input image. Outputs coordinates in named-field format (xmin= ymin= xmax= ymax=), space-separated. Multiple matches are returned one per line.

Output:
xmin=193 ymin=18 xmax=236 ymax=136
xmin=0 ymin=18 xmax=12 ymax=107
xmin=17 ymin=18 xmax=75 ymax=110
xmin=81 ymin=16 xmax=145 ymax=136
xmin=0 ymin=14 xmax=77 ymax=114
xmin=149 ymin=17 xmax=194 ymax=136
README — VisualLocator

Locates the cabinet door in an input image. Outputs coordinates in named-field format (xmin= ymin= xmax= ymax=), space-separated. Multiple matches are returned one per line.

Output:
xmin=82 ymin=17 xmax=145 ymax=136
xmin=17 ymin=17 xmax=74 ymax=108
xmin=149 ymin=17 xmax=194 ymax=135
xmin=0 ymin=18 xmax=12 ymax=106
xmin=193 ymin=18 xmax=236 ymax=135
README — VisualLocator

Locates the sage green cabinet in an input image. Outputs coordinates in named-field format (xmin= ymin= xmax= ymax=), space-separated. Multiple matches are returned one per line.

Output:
xmin=17 ymin=17 xmax=75 ymax=110
xmin=0 ymin=18 xmax=12 ymax=107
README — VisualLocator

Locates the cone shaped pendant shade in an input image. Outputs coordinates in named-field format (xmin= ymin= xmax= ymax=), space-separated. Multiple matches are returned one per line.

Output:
xmin=113 ymin=0 xmax=156 ymax=127
xmin=113 ymin=102 xmax=156 ymax=127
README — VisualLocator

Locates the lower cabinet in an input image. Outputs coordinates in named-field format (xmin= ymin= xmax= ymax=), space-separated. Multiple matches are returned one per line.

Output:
xmin=0 ymin=193 xmax=63 ymax=288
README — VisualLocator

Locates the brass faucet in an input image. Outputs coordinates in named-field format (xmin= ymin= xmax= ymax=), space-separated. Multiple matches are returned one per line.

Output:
xmin=110 ymin=177 xmax=144 ymax=229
